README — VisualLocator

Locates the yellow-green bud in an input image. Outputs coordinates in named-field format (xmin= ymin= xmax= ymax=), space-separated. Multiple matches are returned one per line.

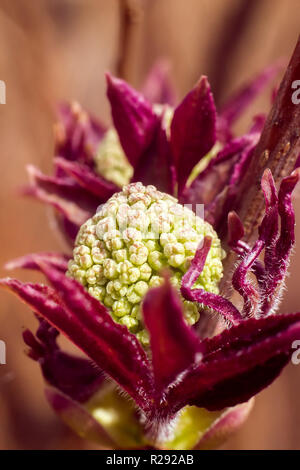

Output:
xmin=94 ymin=106 xmax=174 ymax=187
xmin=153 ymin=104 xmax=174 ymax=138
xmin=67 ymin=182 xmax=224 ymax=345
xmin=94 ymin=129 xmax=133 ymax=187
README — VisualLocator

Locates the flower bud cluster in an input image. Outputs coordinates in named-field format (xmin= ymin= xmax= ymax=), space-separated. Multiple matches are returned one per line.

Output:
xmin=94 ymin=129 xmax=133 ymax=187
xmin=67 ymin=183 xmax=224 ymax=345
xmin=94 ymin=106 xmax=174 ymax=187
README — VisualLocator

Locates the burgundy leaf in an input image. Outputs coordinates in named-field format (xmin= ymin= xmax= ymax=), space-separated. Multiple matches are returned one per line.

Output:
xmin=106 ymin=73 xmax=159 ymax=167
xmin=230 ymin=169 xmax=298 ymax=318
xmin=231 ymin=239 xmax=264 ymax=318
xmin=37 ymin=263 xmax=154 ymax=398
xmin=22 ymin=165 xmax=99 ymax=237
xmin=180 ymin=236 xmax=212 ymax=289
xmin=132 ymin=117 xmax=175 ymax=194
xmin=0 ymin=276 xmax=153 ymax=413
xmin=5 ymin=252 xmax=69 ymax=273
xmin=180 ymin=135 xmax=251 ymax=220
xmin=25 ymin=165 xmax=99 ymax=209
xmin=142 ymin=277 xmax=202 ymax=391
xmin=193 ymin=400 xmax=254 ymax=450
xmin=228 ymin=211 xmax=266 ymax=283
xmin=212 ymin=132 xmax=260 ymax=236
xmin=22 ymin=180 xmax=90 ymax=227
xmin=165 ymin=313 xmax=300 ymax=412
xmin=260 ymin=170 xmax=299 ymax=315
xmin=55 ymin=102 xmax=106 ymax=168
xmin=236 ymin=37 xmax=300 ymax=243
xmin=55 ymin=157 xmax=118 ymax=200
xmin=171 ymin=76 xmax=216 ymax=193
xmin=276 ymin=170 xmax=298 ymax=257
xmin=24 ymin=320 xmax=104 ymax=403
xmin=182 ymin=288 xmax=242 ymax=327
xmin=58 ymin=218 xmax=81 ymax=246
xmin=181 ymin=238 xmax=242 ymax=326
xmin=227 ymin=211 xmax=245 ymax=252
xmin=45 ymin=388 xmax=118 ymax=449
xmin=219 ymin=63 xmax=281 ymax=131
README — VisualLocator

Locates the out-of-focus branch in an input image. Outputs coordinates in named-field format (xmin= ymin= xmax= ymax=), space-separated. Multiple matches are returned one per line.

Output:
xmin=117 ymin=0 xmax=145 ymax=82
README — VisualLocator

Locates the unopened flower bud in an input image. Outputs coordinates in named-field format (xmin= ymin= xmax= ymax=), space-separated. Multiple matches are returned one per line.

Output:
xmin=67 ymin=182 xmax=224 ymax=345
xmin=94 ymin=129 xmax=133 ymax=186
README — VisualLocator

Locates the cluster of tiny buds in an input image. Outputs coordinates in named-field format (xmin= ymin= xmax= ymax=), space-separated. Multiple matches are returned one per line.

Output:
xmin=67 ymin=182 xmax=224 ymax=346
xmin=93 ymin=106 xmax=174 ymax=187
xmin=94 ymin=129 xmax=133 ymax=187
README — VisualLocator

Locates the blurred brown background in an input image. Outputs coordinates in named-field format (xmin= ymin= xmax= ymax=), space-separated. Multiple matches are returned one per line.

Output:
xmin=0 ymin=0 xmax=299 ymax=450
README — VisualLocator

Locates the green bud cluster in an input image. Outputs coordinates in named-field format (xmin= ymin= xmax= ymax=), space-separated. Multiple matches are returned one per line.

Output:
xmin=94 ymin=129 xmax=133 ymax=187
xmin=94 ymin=106 xmax=174 ymax=187
xmin=67 ymin=183 xmax=224 ymax=345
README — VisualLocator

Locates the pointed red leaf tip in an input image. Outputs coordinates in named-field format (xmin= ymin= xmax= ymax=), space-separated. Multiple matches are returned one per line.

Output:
xmin=55 ymin=101 xmax=106 ymax=166
xmin=259 ymin=169 xmax=299 ymax=316
xmin=277 ymin=168 xmax=300 ymax=250
xmin=142 ymin=275 xmax=202 ymax=391
xmin=227 ymin=211 xmax=244 ymax=249
xmin=231 ymin=239 xmax=264 ymax=318
xmin=105 ymin=72 xmax=159 ymax=167
xmin=261 ymin=168 xmax=278 ymax=209
xmin=4 ymin=252 xmax=69 ymax=273
xmin=44 ymin=388 xmax=118 ymax=449
xmin=37 ymin=262 xmax=154 ymax=390
xmin=55 ymin=157 xmax=118 ymax=200
xmin=165 ymin=312 xmax=300 ymax=413
xmin=236 ymin=38 xmax=300 ymax=241
xmin=171 ymin=75 xmax=216 ymax=193
xmin=22 ymin=164 xmax=94 ymax=227
xmin=227 ymin=211 xmax=266 ymax=283
xmin=22 ymin=180 xmax=90 ymax=227
xmin=179 ymin=134 xmax=252 ymax=230
xmin=229 ymin=168 xmax=299 ymax=319
xmin=22 ymin=164 xmax=99 ymax=242
xmin=132 ymin=119 xmax=175 ymax=194
xmin=219 ymin=62 xmax=282 ymax=128
xmin=25 ymin=164 xmax=100 ymax=211
xmin=23 ymin=320 xmax=104 ymax=403
xmin=258 ymin=169 xmax=280 ymax=250
xmin=181 ymin=236 xmax=212 ymax=289
xmin=194 ymin=399 xmax=254 ymax=450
